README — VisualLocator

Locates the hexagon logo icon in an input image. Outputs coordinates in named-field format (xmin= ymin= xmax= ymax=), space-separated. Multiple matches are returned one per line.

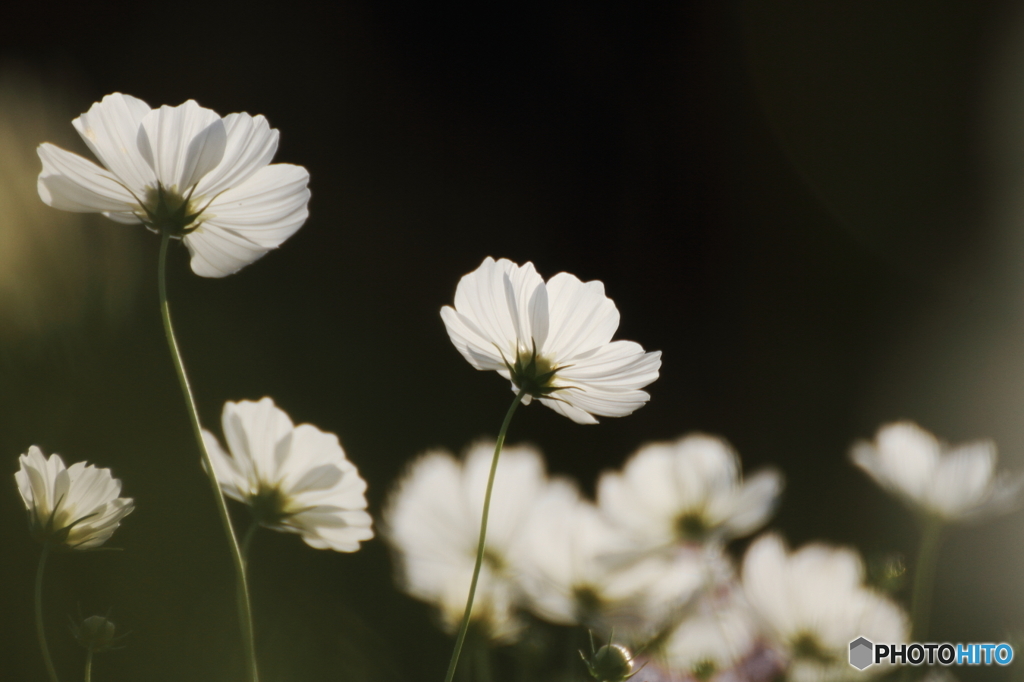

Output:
xmin=849 ymin=637 xmax=874 ymax=670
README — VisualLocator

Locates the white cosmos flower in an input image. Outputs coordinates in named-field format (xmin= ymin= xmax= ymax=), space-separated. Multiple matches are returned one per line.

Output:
xmin=383 ymin=440 xmax=550 ymax=642
xmin=741 ymin=534 xmax=908 ymax=682
xmin=597 ymin=435 xmax=783 ymax=554
xmin=513 ymin=478 xmax=634 ymax=626
xmin=659 ymin=583 xmax=761 ymax=680
xmin=202 ymin=398 xmax=373 ymax=552
xmin=851 ymin=421 xmax=1023 ymax=522
xmin=440 ymin=257 xmax=662 ymax=424
xmin=15 ymin=446 xmax=134 ymax=550
xmin=37 ymin=93 xmax=310 ymax=277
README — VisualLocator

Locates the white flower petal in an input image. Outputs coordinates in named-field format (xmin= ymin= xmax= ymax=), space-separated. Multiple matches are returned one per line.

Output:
xmin=201 ymin=164 xmax=310 ymax=247
xmin=137 ymin=100 xmax=226 ymax=189
xmin=440 ymin=306 xmax=508 ymax=371
xmin=37 ymin=144 xmax=139 ymax=214
xmin=182 ymin=225 xmax=266 ymax=279
xmin=542 ymin=272 xmax=619 ymax=358
xmin=202 ymin=428 xmax=247 ymax=502
xmin=185 ymin=164 xmax=310 ymax=277
xmin=72 ymin=93 xmax=156 ymax=191
xmin=195 ymin=113 xmax=279 ymax=196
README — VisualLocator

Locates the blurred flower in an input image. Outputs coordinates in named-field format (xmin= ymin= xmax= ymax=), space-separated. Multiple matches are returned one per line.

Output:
xmin=515 ymin=478 xmax=634 ymax=626
xmin=851 ymin=421 xmax=1023 ymax=522
xmin=659 ymin=583 xmax=760 ymax=680
xmin=383 ymin=440 xmax=551 ymax=641
xmin=15 ymin=446 xmax=134 ymax=549
xmin=440 ymin=257 xmax=662 ymax=424
xmin=598 ymin=435 xmax=783 ymax=554
xmin=741 ymin=534 xmax=908 ymax=682
xmin=38 ymin=92 xmax=310 ymax=277
xmin=202 ymin=398 xmax=372 ymax=552
xmin=596 ymin=548 xmax=732 ymax=644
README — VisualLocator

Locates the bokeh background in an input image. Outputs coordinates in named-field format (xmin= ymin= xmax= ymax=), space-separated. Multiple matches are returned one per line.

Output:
xmin=2 ymin=1 xmax=1024 ymax=680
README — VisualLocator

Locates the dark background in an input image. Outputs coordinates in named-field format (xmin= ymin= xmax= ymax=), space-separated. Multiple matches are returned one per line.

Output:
xmin=2 ymin=1 xmax=1024 ymax=680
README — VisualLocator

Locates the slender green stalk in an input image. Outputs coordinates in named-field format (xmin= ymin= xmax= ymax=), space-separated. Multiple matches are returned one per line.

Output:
xmin=909 ymin=519 xmax=944 ymax=641
xmin=443 ymin=389 xmax=526 ymax=682
xmin=84 ymin=650 xmax=93 ymax=682
xmin=157 ymin=232 xmax=259 ymax=682
xmin=35 ymin=545 xmax=60 ymax=682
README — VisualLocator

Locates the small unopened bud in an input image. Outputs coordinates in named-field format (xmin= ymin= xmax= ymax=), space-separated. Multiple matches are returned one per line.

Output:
xmin=71 ymin=615 xmax=122 ymax=653
xmin=581 ymin=633 xmax=641 ymax=682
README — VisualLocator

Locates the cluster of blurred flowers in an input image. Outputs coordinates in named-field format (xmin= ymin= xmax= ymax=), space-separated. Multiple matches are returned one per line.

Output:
xmin=383 ymin=420 xmax=1021 ymax=681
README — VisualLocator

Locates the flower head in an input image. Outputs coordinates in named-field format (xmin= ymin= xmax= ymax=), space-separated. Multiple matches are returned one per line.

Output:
xmin=440 ymin=257 xmax=662 ymax=424
xmin=658 ymin=584 xmax=761 ymax=680
xmin=70 ymin=613 xmax=127 ymax=653
xmin=598 ymin=435 xmax=783 ymax=554
xmin=15 ymin=446 xmax=134 ymax=550
xmin=202 ymin=398 xmax=373 ymax=552
xmin=37 ymin=93 xmax=310 ymax=277
xmin=514 ymin=478 xmax=634 ymax=626
xmin=741 ymin=534 xmax=908 ymax=682
xmin=383 ymin=440 xmax=552 ymax=641
xmin=851 ymin=421 xmax=1023 ymax=522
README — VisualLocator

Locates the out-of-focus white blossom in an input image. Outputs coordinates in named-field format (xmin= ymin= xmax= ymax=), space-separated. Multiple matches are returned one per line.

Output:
xmin=659 ymin=584 xmax=761 ymax=679
xmin=202 ymin=398 xmax=372 ymax=552
xmin=383 ymin=440 xmax=550 ymax=641
xmin=38 ymin=93 xmax=309 ymax=277
xmin=514 ymin=478 xmax=633 ymax=626
xmin=598 ymin=435 xmax=783 ymax=554
xmin=441 ymin=257 xmax=661 ymax=424
xmin=851 ymin=421 xmax=1023 ymax=522
xmin=15 ymin=446 xmax=134 ymax=549
xmin=741 ymin=534 xmax=908 ymax=682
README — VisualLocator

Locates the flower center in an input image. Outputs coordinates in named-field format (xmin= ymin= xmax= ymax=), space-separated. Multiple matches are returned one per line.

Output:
xmin=675 ymin=511 xmax=711 ymax=543
xmin=790 ymin=632 xmax=835 ymax=664
xmin=506 ymin=342 xmax=565 ymax=398
xmin=248 ymin=486 xmax=289 ymax=526
xmin=571 ymin=585 xmax=604 ymax=621
xmin=139 ymin=183 xmax=205 ymax=237
xmin=692 ymin=659 xmax=717 ymax=681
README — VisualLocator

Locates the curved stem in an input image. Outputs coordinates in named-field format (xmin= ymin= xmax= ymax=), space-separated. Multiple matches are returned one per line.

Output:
xmin=443 ymin=389 xmax=526 ymax=682
xmin=35 ymin=545 xmax=60 ymax=682
xmin=84 ymin=649 xmax=93 ymax=682
xmin=157 ymin=232 xmax=259 ymax=682
xmin=910 ymin=518 xmax=943 ymax=641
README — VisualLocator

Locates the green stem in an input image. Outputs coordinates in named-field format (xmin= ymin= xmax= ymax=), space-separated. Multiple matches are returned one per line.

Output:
xmin=84 ymin=649 xmax=92 ymax=682
xmin=35 ymin=545 xmax=60 ymax=682
xmin=443 ymin=389 xmax=526 ymax=682
xmin=910 ymin=518 xmax=944 ymax=641
xmin=157 ymin=232 xmax=259 ymax=682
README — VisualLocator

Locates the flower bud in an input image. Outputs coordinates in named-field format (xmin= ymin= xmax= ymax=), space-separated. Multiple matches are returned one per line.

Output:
xmin=71 ymin=615 xmax=121 ymax=652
